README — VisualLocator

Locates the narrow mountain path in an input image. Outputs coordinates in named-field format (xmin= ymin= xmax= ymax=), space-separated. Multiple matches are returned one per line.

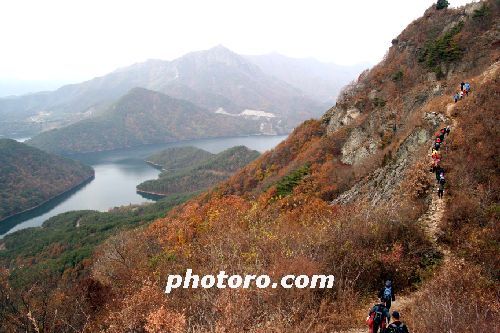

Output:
xmin=336 ymin=61 xmax=498 ymax=333
xmin=336 ymin=105 xmax=456 ymax=333
xmin=335 ymin=188 xmax=448 ymax=333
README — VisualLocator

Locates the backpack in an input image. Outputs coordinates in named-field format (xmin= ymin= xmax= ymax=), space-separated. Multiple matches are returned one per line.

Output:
xmin=387 ymin=322 xmax=405 ymax=333
xmin=372 ymin=305 xmax=386 ymax=326
xmin=383 ymin=286 xmax=392 ymax=301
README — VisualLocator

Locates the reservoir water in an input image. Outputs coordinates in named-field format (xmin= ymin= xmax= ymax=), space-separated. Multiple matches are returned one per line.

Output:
xmin=0 ymin=135 xmax=287 ymax=238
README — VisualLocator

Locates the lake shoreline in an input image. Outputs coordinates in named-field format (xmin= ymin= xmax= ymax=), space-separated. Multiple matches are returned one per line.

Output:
xmin=145 ymin=160 xmax=165 ymax=171
xmin=54 ymin=133 xmax=288 ymax=156
xmin=1 ymin=135 xmax=287 ymax=237
xmin=0 ymin=174 xmax=95 ymax=225
xmin=136 ymin=189 xmax=167 ymax=197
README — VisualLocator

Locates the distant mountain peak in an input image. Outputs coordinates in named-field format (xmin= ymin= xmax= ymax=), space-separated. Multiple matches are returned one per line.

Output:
xmin=180 ymin=45 xmax=249 ymax=68
xmin=208 ymin=44 xmax=233 ymax=53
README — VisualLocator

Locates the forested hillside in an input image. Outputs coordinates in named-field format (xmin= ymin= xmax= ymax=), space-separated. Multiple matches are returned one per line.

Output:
xmin=0 ymin=2 xmax=498 ymax=332
xmin=145 ymin=146 xmax=213 ymax=171
xmin=0 ymin=139 xmax=94 ymax=220
xmin=0 ymin=193 xmax=191 ymax=290
xmin=27 ymin=88 xmax=263 ymax=154
xmin=137 ymin=146 xmax=260 ymax=196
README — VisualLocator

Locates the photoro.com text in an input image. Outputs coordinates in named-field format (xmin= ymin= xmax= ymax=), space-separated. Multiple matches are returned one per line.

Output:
xmin=165 ymin=269 xmax=335 ymax=293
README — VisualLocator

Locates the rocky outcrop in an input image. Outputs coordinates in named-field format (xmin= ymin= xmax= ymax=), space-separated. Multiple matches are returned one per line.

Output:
xmin=424 ymin=112 xmax=448 ymax=127
xmin=332 ymin=128 xmax=430 ymax=205
xmin=324 ymin=106 xmax=361 ymax=135
xmin=340 ymin=128 xmax=378 ymax=165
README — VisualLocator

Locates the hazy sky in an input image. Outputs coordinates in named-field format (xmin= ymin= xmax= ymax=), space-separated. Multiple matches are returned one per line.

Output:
xmin=0 ymin=0 xmax=474 ymax=82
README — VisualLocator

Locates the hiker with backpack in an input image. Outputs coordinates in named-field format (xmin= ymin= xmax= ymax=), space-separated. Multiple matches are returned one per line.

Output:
xmin=446 ymin=125 xmax=451 ymax=135
xmin=438 ymin=181 xmax=444 ymax=199
xmin=435 ymin=166 xmax=442 ymax=183
xmin=465 ymin=82 xmax=471 ymax=95
xmin=439 ymin=172 xmax=445 ymax=185
xmin=386 ymin=311 xmax=410 ymax=333
xmin=430 ymin=149 xmax=439 ymax=172
xmin=453 ymin=92 xmax=459 ymax=103
xmin=378 ymin=280 xmax=396 ymax=311
xmin=439 ymin=129 xmax=446 ymax=141
xmin=434 ymin=138 xmax=441 ymax=151
xmin=433 ymin=156 xmax=441 ymax=171
xmin=367 ymin=297 xmax=391 ymax=333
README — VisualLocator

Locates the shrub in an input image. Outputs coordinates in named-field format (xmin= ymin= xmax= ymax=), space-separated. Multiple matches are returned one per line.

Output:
xmin=391 ymin=70 xmax=404 ymax=82
xmin=372 ymin=97 xmax=387 ymax=108
xmin=405 ymin=262 xmax=499 ymax=332
xmin=275 ymin=164 xmax=311 ymax=197
xmin=418 ymin=21 xmax=464 ymax=74
xmin=473 ymin=4 xmax=490 ymax=18
xmin=472 ymin=4 xmax=492 ymax=29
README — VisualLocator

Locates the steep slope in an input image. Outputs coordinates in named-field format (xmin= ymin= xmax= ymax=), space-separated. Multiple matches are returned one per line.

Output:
xmin=0 ymin=46 xmax=327 ymax=136
xmin=245 ymin=52 xmax=366 ymax=104
xmin=137 ymin=146 xmax=260 ymax=196
xmin=26 ymin=88 xmax=263 ymax=154
xmin=84 ymin=2 xmax=497 ymax=331
xmin=0 ymin=2 xmax=498 ymax=332
xmin=0 ymin=139 xmax=94 ymax=220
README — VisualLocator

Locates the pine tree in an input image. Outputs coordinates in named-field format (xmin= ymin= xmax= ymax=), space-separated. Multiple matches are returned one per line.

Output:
xmin=436 ymin=0 xmax=450 ymax=10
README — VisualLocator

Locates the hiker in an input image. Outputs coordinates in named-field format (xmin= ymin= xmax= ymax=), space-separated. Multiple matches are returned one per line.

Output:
xmin=435 ymin=166 xmax=442 ymax=182
xmin=465 ymin=82 xmax=471 ymax=95
xmin=367 ymin=298 xmax=390 ymax=333
xmin=459 ymin=90 xmax=464 ymax=99
xmin=434 ymin=138 xmax=441 ymax=151
xmin=430 ymin=155 xmax=440 ymax=172
xmin=460 ymin=81 xmax=465 ymax=91
xmin=387 ymin=311 xmax=410 ymax=333
xmin=439 ymin=129 xmax=446 ymax=141
xmin=378 ymin=280 xmax=396 ymax=311
xmin=439 ymin=172 xmax=446 ymax=185
xmin=446 ymin=125 xmax=451 ymax=135
xmin=433 ymin=157 xmax=441 ymax=170
xmin=438 ymin=181 xmax=444 ymax=199
xmin=431 ymin=150 xmax=440 ymax=170
xmin=454 ymin=92 xmax=459 ymax=103
xmin=431 ymin=149 xmax=440 ymax=160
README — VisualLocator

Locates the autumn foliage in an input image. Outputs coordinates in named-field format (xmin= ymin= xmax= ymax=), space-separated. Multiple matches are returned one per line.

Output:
xmin=0 ymin=1 xmax=498 ymax=332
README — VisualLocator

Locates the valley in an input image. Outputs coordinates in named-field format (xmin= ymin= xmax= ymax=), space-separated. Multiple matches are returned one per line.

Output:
xmin=0 ymin=135 xmax=286 ymax=238
xmin=0 ymin=1 xmax=497 ymax=332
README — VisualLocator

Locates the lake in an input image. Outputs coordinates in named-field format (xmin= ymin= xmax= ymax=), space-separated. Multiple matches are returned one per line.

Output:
xmin=0 ymin=135 xmax=287 ymax=238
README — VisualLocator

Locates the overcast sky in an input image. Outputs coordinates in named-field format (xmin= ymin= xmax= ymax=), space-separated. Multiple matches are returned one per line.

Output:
xmin=0 ymin=0 xmax=474 ymax=82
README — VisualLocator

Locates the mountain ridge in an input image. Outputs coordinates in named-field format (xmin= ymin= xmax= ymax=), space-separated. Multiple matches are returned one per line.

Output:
xmin=26 ymin=88 xmax=269 ymax=154
xmin=0 ymin=45 xmax=360 ymax=137
xmin=0 ymin=46 xmax=364 ymax=134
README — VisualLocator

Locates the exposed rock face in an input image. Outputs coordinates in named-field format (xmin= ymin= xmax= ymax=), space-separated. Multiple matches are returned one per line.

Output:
xmin=424 ymin=112 xmax=448 ymax=127
xmin=368 ymin=89 xmax=379 ymax=101
xmin=464 ymin=2 xmax=485 ymax=16
xmin=341 ymin=128 xmax=378 ymax=165
xmin=333 ymin=128 xmax=430 ymax=205
xmin=324 ymin=106 xmax=361 ymax=135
